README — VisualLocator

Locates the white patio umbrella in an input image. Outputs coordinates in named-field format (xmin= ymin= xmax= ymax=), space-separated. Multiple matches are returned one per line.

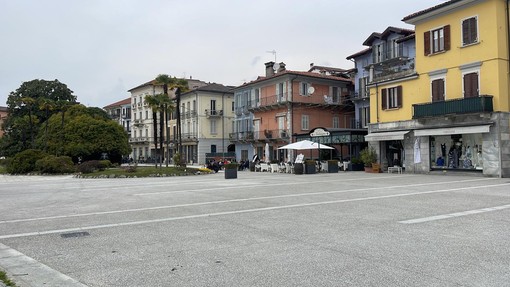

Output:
xmin=264 ymin=143 xmax=270 ymax=162
xmin=278 ymin=140 xmax=334 ymax=150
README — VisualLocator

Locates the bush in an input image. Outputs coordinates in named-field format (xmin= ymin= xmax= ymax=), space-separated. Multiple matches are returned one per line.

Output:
xmin=35 ymin=155 xmax=76 ymax=174
xmin=100 ymin=160 xmax=112 ymax=169
xmin=360 ymin=147 xmax=378 ymax=167
xmin=224 ymin=163 xmax=239 ymax=169
xmin=7 ymin=149 xmax=48 ymax=174
xmin=77 ymin=160 xmax=109 ymax=174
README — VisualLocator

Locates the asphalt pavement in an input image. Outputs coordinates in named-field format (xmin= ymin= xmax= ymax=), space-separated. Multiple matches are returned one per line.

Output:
xmin=0 ymin=171 xmax=509 ymax=286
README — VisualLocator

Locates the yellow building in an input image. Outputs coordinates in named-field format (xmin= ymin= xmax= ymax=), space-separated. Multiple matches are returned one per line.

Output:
xmin=366 ymin=0 xmax=510 ymax=177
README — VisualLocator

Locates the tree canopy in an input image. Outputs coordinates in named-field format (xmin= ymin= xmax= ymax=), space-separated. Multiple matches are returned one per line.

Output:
xmin=1 ymin=79 xmax=129 ymax=163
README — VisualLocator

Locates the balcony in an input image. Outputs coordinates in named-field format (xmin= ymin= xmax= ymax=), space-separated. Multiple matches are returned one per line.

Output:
xmin=205 ymin=109 xmax=223 ymax=117
xmin=253 ymin=129 xmax=289 ymax=141
xmin=413 ymin=95 xmax=493 ymax=119
xmin=181 ymin=133 xmax=198 ymax=141
xmin=370 ymin=58 xmax=416 ymax=84
xmin=133 ymin=119 xmax=144 ymax=126
xmin=229 ymin=131 xmax=254 ymax=142
xmin=129 ymin=137 xmax=150 ymax=143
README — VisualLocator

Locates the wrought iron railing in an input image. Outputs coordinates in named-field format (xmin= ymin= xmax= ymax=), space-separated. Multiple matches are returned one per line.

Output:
xmin=413 ymin=95 xmax=493 ymax=119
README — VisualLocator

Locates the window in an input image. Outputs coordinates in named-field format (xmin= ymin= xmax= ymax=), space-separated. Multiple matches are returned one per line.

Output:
xmin=431 ymin=79 xmax=445 ymax=102
xmin=210 ymin=119 xmax=217 ymax=134
xmin=145 ymin=129 xmax=148 ymax=137
xmin=192 ymin=100 xmax=196 ymax=113
xmin=277 ymin=82 xmax=284 ymax=102
xmin=139 ymin=112 xmax=142 ymax=120
xmin=211 ymin=145 xmax=217 ymax=153
xmin=390 ymin=39 xmax=399 ymax=58
xmin=300 ymin=82 xmax=309 ymax=96
xmin=145 ymin=111 xmax=148 ymax=119
xmin=301 ymin=115 xmax=309 ymax=130
xmin=331 ymin=87 xmax=340 ymax=103
xmin=210 ymin=100 xmax=216 ymax=111
xmin=381 ymin=86 xmax=402 ymax=110
xmin=462 ymin=16 xmax=478 ymax=46
xmin=463 ymin=72 xmax=479 ymax=98
xmin=358 ymin=77 xmax=369 ymax=98
xmin=374 ymin=43 xmax=383 ymax=63
xmin=424 ymin=25 xmax=450 ymax=55
xmin=254 ymin=88 xmax=260 ymax=106
xmin=332 ymin=116 xmax=339 ymax=129
xmin=360 ymin=106 xmax=370 ymax=128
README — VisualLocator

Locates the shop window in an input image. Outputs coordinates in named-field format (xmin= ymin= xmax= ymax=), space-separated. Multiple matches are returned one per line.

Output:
xmin=430 ymin=134 xmax=483 ymax=170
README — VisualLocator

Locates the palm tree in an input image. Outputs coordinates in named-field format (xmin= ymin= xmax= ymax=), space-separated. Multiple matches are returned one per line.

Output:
xmin=144 ymin=94 xmax=161 ymax=168
xmin=55 ymin=100 xmax=74 ymax=156
xmin=38 ymin=98 xmax=55 ymax=152
xmin=154 ymin=74 xmax=188 ymax=166
xmin=20 ymin=97 xmax=36 ymax=148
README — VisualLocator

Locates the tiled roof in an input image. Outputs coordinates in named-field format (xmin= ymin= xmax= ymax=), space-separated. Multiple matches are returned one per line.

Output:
xmin=0 ymin=106 xmax=8 ymax=112
xmin=380 ymin=26 xmax=414 ymax=38
xmin=346 ymin=47 xmax=372 ymax=60
xmin=308 ymin=65 xmax=347 ymax=73
xmin=103 ymin=97 xmax=131 ymax=109
xmin=396 ymin=33 xmax=415 ymax=43
xmin=362 ymin=32 xmax=382 ymax=46
xmin=237 ymin=70 xmax=353 ymax=89
xmin=402 ymin=0 xmax=463 ymax=22
xmin=182 ymin=83 xmax=234 ymax=95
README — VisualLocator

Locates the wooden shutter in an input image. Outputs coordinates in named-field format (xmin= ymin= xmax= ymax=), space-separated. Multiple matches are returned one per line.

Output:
xmin=464 ymin=72 xmax=479 ymax=98
xmin=444 ymin=25 xmax=451 ymax=51
xmin=397 ymin=86 xmax=403 ymax=108
xmin=432 ymin=79 xmax=445 ymax=102
xmin=424 ymin=31 xmax=431 ymax=56
xmin=381 ymin=88 xmax=387 ymax=110
xmin=462 ymin=17 xmax=478 ymax=45
xmin=462 ymin=19 xmax=470 ymax=45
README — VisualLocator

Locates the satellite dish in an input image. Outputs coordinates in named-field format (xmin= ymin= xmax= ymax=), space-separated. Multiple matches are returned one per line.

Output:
xmin=307 ymin=86 xmax=315 ymax=95
xmin=272 ymin=62 xmax=279 ymax=71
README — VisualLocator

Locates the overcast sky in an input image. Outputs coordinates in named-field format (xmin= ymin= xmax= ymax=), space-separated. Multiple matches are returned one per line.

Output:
xmin=0 ymin=0 xmax=442 ymax=108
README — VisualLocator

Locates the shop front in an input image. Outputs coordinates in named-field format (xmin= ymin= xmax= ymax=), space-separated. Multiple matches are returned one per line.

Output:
xmin=414 ymin=125 xmax=490 ymax=172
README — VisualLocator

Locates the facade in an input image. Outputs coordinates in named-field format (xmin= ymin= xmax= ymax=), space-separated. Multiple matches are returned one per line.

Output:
xmin=178 ymin=83 xmax=234 ymax=165
xmin=347 ymin=27 xmax=416 ymax=131
xmin=103 ymin=98 xmax=131 ymax=136
xmin=231 ymin=62 xmax=357 ymax=163
xmin=367 ymin=0 xmax=510 ymax=177
xmin=127 ymin=78 xmax=208 ymax=162
xmin=0 ymin=106 xmax=7 ymax=138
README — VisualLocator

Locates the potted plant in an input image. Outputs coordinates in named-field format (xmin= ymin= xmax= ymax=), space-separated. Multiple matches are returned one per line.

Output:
xmin=294 ymin=162 xmax=304 ymax=175
xmin=304 ymin=159 xmax=316 ymax=174
xmin=327 ymin=160 xmax=339 ymax=173
xmin=224 ymin=163 xmax=239 ymax=179
xmin=360 ymin=147 xmax=378 ymax=173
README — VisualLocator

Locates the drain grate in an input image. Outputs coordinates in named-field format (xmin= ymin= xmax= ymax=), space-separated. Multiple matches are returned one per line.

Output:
xmin=60 ymin=231 xmax=90 ymax=238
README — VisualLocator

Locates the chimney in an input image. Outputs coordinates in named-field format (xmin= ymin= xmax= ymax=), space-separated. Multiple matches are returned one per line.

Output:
xmin=277 ymin=62 xmax=286 ymax=73
xmin=265 ymin=61 xmax=275 ymax=77
xmin=310 ymin=63 xmax=314 ymax=68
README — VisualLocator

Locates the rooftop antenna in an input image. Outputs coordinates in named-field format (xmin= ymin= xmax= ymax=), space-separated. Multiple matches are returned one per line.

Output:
xmin=266 ymin=50 xmax=276 ymax=63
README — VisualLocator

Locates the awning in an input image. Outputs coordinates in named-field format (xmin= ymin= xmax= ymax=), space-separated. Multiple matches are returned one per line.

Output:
xmin=365 ymin=131 xmax=409 ymax=141
xmin=414 ymin=125 xmax=491 ymax=136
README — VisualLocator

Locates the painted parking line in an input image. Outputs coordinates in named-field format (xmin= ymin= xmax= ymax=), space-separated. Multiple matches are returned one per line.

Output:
xmin=132 ymin=176 xmax=490 ymax=196
xmin=0 ymin=178 xmax=494 ymax=224
xmin=399 ymin=204 xmax=510 ymax=224
xmin=1 ymin=182 xmax=508 ymax=240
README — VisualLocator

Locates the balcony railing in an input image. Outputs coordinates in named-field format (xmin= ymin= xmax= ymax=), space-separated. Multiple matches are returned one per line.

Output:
xmin=229 ymin=131 xmax=254 ymax=141
xmin=413 ymin=95 xmax=493 ymax=119
xmin=129 ymin=137 xmax=150 ymax=143
xmin=371 ymin=58 xmax=415 ymax=83
xmin=205 ymin=109 xmax=223 ymax=117
xmin=253 ymin=129 xmax=289 ymax=141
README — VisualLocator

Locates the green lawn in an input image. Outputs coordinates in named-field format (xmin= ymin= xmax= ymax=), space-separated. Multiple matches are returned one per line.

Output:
xmin=79 ymin=166 xmax=212 ymax=178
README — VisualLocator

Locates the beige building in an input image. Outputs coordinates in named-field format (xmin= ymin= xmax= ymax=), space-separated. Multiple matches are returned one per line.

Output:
xmin=127 ymin=78 xmax=208 ymax=162
xmin=178 ymin=83 xmax=234 ymax=165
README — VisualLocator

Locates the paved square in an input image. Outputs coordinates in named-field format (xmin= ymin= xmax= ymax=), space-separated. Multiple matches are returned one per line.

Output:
xmin=1 ymin=172 xmax=509 ymax=286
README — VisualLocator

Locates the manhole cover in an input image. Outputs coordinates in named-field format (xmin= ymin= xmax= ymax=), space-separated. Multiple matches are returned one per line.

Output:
xmin=60 ymin=231 xmax=90 ymax=238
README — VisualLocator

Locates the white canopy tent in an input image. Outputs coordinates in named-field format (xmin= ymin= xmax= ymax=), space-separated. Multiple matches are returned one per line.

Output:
xmin=278 ymin=140 xmax=334 ymax=150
